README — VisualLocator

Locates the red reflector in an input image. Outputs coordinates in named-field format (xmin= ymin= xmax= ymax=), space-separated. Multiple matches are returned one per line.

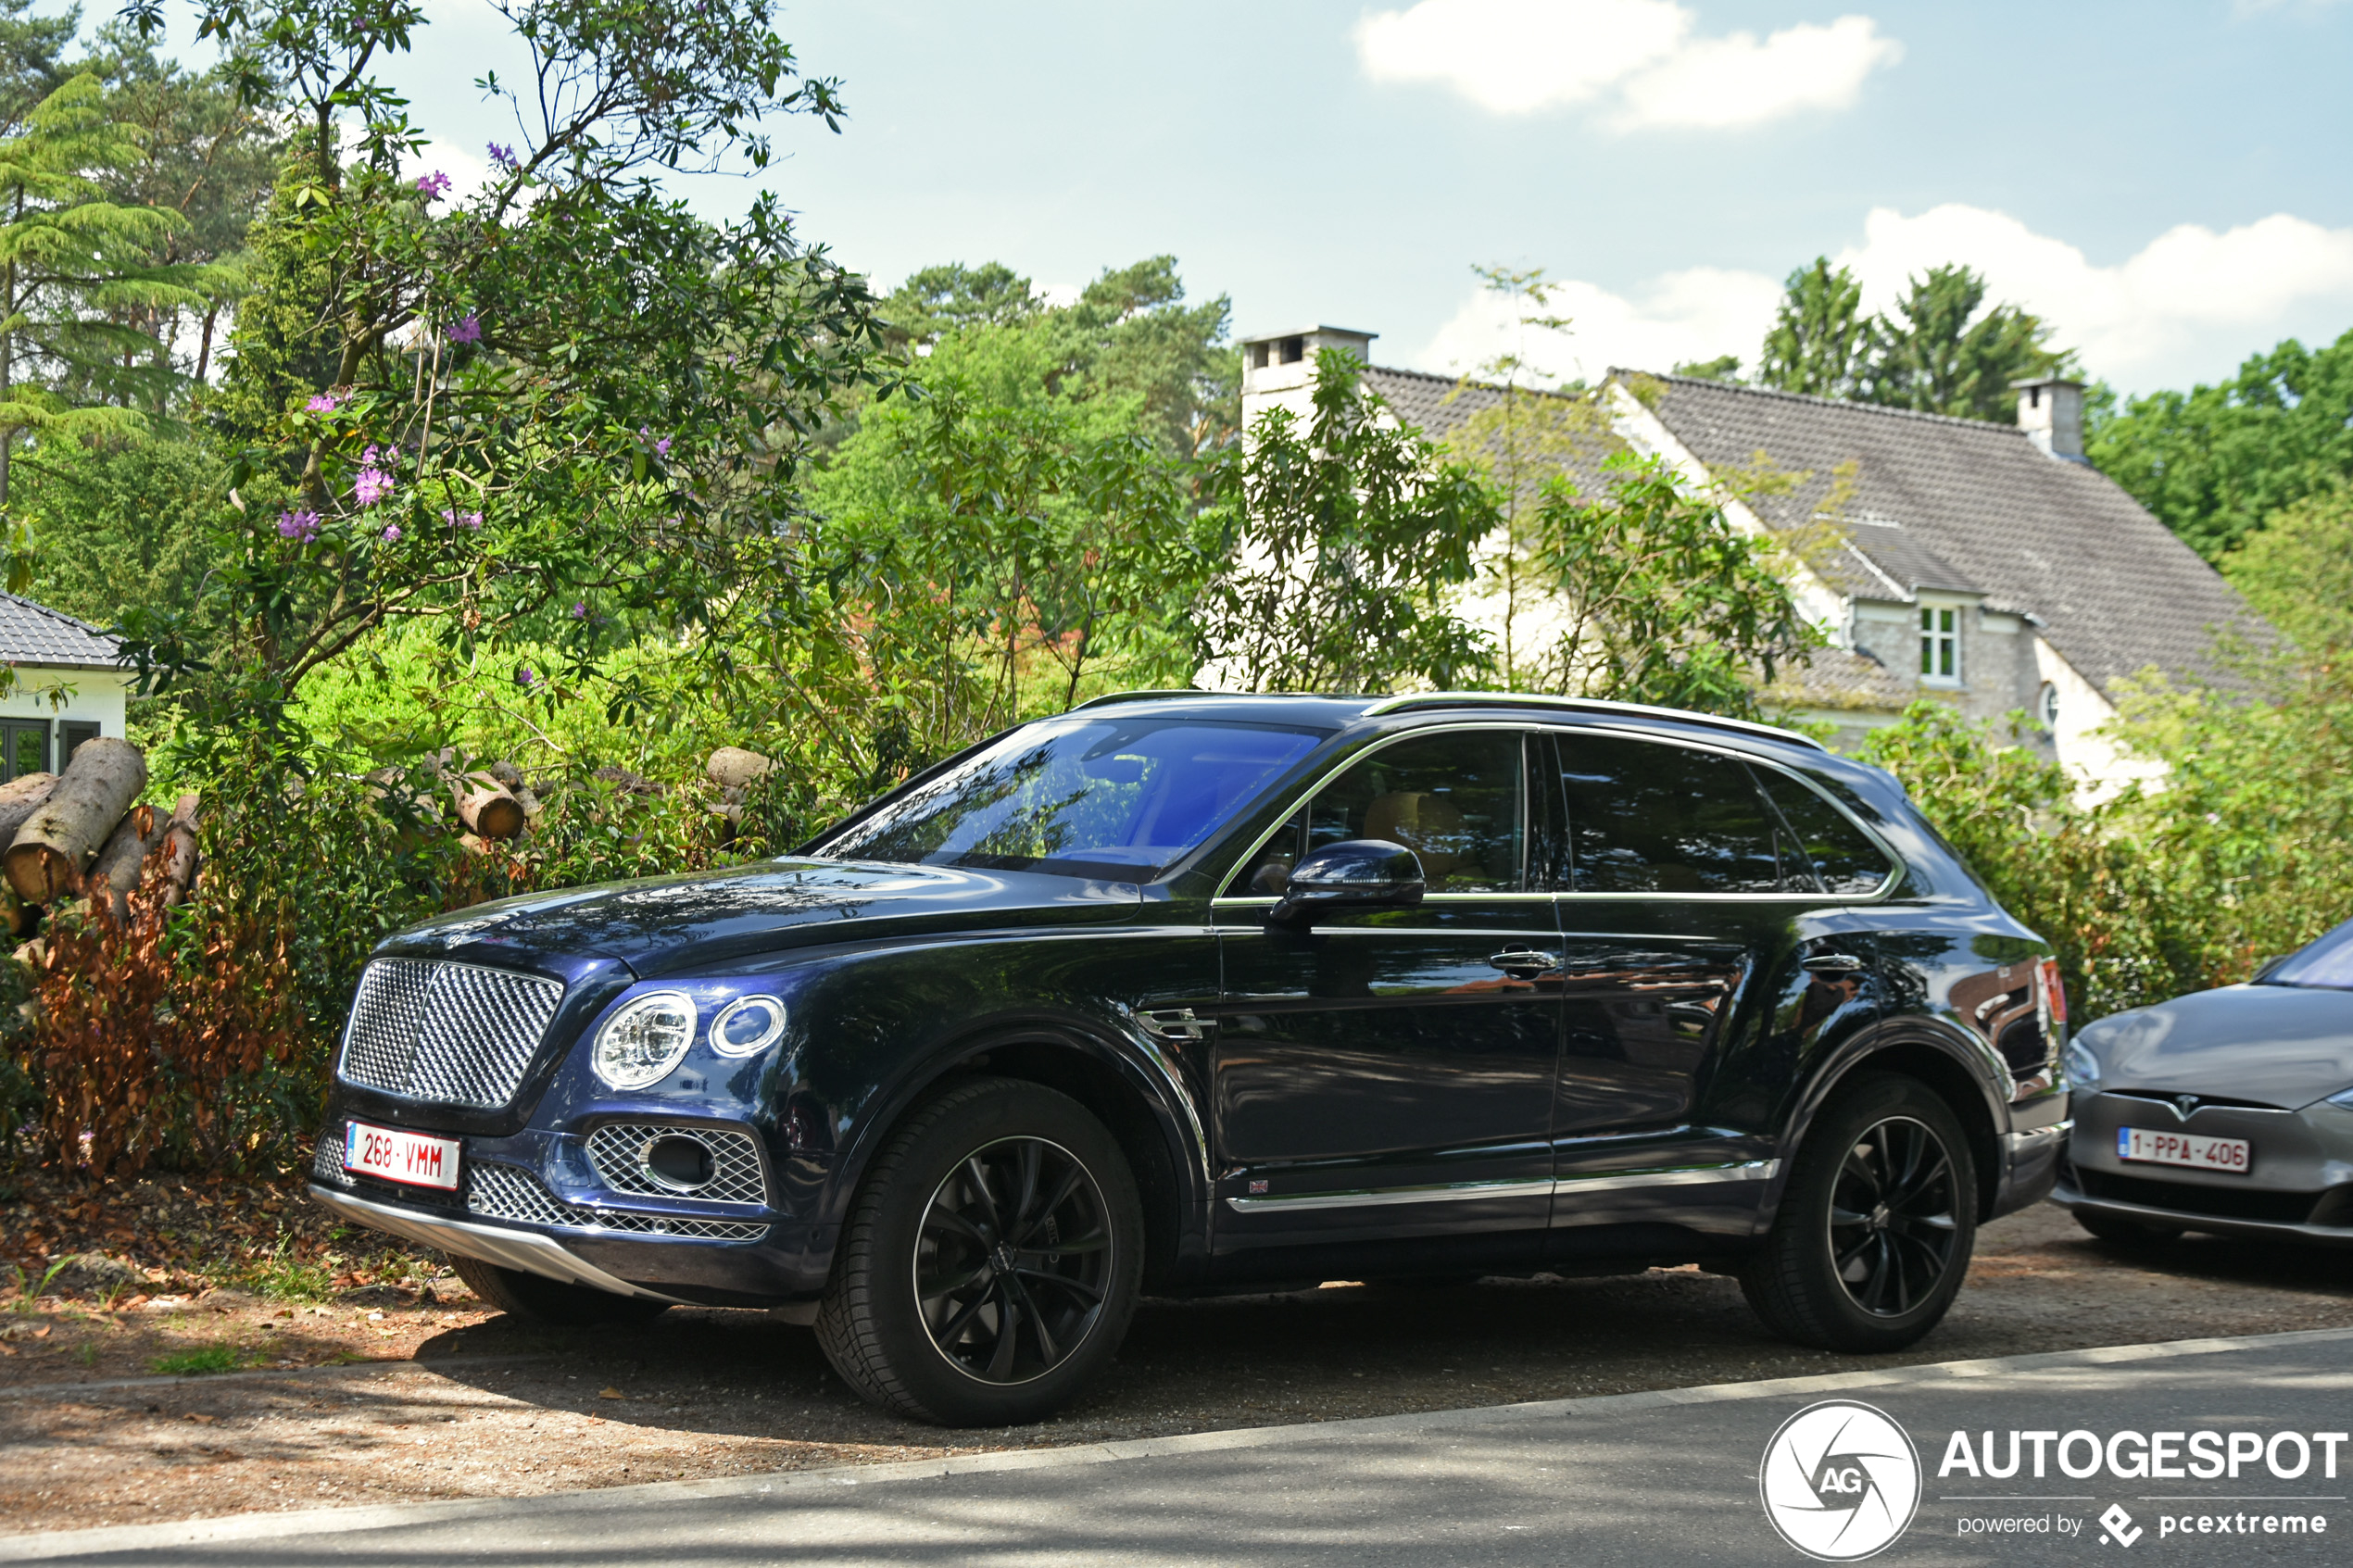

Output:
xmin=2039 ymin=957 xmax=2068 ymax=1027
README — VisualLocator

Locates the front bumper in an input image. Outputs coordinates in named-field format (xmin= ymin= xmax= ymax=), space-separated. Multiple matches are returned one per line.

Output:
xmin=310 ymin=1185 xmax=695 ymax=1303
xmin=2053 ymin=1089 xmax=2353 ymax=1245
xmin=1991 ymin=1121 xmax=2070 ymax=1218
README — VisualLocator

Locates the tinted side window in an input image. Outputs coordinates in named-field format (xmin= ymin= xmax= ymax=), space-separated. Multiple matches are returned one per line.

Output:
xmin=1755 ymin=769 xmax=1894 ymax=895
xmin=1310 ymin=730 xmax=1525 ymax=894
xmin=1558 ymin=733 xmax=1786 ymax=894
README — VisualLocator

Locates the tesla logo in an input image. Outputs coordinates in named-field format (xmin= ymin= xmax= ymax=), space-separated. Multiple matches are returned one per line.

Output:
xmin=2172 ymin=1096 xmax=2201 ymax=1120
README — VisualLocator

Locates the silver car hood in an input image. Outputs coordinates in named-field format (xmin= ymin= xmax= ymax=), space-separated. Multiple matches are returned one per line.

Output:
xmin=2086 ymin=985 xmax=2353 ymax=1108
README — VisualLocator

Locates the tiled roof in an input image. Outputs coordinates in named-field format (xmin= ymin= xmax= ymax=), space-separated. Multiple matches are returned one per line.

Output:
xmin=1621 ymin=372 xmax=2262 ymax=697
xmin=1762 ymin=645 xmax=1919 ymax=713
xmin=0 ymin=592 xmax=124 ymax=669
xmin=1364 ymin=366 xmax=1624 ymax=498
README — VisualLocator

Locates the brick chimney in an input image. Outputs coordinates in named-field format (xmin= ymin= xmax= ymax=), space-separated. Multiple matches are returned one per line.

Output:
xmin=1239 ymin=325 xmax=1377 ymax=433
xmin=2013 ymin=377 xmax=2087 ymax=464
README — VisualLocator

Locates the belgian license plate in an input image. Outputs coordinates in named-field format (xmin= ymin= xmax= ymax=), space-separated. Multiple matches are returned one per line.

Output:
xmin=346 ymin=1121 xmax=462 ymax=1190
xmin=2117 ymin=1126 xmax=2251 ymax=1174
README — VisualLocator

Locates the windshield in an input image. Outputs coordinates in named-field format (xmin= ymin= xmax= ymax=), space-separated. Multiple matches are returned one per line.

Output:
xmin=2262 ymin=918 xmax=2353 ymax=991
xmin=812 ymin=716 xmax=1327 ymax=881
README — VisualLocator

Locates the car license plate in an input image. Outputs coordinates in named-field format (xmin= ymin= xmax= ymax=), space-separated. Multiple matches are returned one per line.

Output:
xmin=2116 ymin=1126 xmax=2251 ymax=1174
xmin=346 ymin=1121 xmax=462 ymax=1190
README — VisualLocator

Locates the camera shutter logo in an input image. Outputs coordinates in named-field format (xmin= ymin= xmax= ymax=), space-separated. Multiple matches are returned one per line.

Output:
xmin=1759 ymin=1400 xmax=1922 ymax=1561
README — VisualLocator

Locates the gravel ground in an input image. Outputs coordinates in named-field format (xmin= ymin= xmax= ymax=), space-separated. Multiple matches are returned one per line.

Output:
xmin=6 ymin=1200 xmax=2353 ymax=1537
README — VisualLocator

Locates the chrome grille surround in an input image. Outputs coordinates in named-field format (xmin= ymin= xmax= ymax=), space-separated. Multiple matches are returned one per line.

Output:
xmin=338 ymin=960 xmax=564 ymax=1110
xmin=466 ymin=1162 xmax=769 ymax=1242
xmin=311 ymin=1125 xmax=346 ymax=1184
xmin=585 ymin=1123 xmax=768 ymax=1205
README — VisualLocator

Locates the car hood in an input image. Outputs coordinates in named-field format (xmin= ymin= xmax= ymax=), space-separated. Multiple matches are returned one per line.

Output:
xmin=375 ymin=858 xmax=1143 ymax=978
xmin=2084 ymin=984 xmax=2353 ymax=1108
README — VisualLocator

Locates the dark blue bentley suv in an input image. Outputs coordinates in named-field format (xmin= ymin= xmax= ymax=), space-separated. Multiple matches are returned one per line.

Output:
xmin=308 ymin=692 xmax=2070 ymax=1424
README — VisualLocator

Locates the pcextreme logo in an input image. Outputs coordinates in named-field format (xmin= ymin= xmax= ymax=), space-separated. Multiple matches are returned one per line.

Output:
xmin=1759 ymin=1400 xmax=1923 ymax=1561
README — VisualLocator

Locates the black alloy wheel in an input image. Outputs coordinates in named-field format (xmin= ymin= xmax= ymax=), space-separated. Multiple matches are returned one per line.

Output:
xmin=913 ymin=1137 xmax=1114 ymax=1385
xmin=1827 ymin=1115 xmax=1961 ymax=1317
xmin=1742 ymin=1073 xmax=1979 ymax=1352
xmin=817 ymin=1076 xmax=1143 ymax=1425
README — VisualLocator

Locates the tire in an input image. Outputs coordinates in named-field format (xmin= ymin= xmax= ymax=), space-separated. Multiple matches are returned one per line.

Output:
xmin=2075 ymin=1210 xmax=2183 ymax=1247
xmin=448 ymin=1254 xmax=672 ymax=1326
xmin=815 ymin=1076 xmax=1144 ymax=1426
xmin=1742 ymin=1073 xmax=1979 ymax=1353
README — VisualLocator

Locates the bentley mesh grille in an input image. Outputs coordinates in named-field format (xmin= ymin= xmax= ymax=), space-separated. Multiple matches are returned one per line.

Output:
xmin=311 ymin=1126 xmax=346 ymax=1184
xmin=585 ymin=1123 xmax=768 ymax=1205
xmin=338 ymin=960 xmax=563 ymax=1110
xmin=466 ymin=1163 xmax=769 ymax=1242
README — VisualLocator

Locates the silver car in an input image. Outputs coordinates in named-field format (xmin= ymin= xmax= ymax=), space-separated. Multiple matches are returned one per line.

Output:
xmin=2057 ymin=917 xmax=2353 ymax=1246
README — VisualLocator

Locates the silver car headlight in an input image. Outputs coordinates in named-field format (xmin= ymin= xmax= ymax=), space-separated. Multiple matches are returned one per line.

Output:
xmin=2063 ymin=1038 xmax=2101 ymax=1091
xmin=592 ymin=990 xmax=697 ymax=1089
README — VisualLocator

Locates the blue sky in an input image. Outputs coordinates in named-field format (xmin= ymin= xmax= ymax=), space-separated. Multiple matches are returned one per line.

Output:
xmin=126 ymin=0 xmax=2353 ymax=395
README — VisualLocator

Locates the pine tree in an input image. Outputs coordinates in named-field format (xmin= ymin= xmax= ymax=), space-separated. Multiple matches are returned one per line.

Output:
xmin=1866 ymin=264 xmax=2067 ymax=420
xmin=1755 ymin=257 xmax=1869 ymax=398
xmin=0 ymin=72 xmax=210 ymax=505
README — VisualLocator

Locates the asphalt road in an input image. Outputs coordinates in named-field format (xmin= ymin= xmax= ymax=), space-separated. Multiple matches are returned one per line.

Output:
xmin=10 ymin=1327 xmax=2353 ymax=1566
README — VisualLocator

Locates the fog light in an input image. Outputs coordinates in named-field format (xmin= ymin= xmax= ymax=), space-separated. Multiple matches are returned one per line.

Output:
xmin=641 ymin=1133 xmax=717 ymax=1192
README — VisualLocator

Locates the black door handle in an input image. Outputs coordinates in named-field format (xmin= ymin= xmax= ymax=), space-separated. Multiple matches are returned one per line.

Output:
xmin=1489 ymin=948 xmax=1560 ymax=976
xmin=1803 ymin=952 xmax=1867 ymax=975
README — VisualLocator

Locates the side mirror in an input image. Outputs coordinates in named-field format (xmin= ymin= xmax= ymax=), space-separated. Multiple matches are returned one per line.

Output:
xmin=1269 ymin=839 xmax=1425 ymax=927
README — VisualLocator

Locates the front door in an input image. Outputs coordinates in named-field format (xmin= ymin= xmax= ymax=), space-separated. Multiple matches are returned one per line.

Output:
xmin=1210 ymin=727 xmax=1563 ymax=1255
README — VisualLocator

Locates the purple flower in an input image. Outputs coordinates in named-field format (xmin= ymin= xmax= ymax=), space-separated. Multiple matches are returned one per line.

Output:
xmin=442 ymin=508 xmax=484 ymax=530
xmin=354 ymin=467 xmax=394 ymax=507
xmin=306 ymin=394 xmax=338 ymax=414
xmin=360 ymin=444 xmax=381 ymax=465
xmin=381 ymin=524 xmax=402 ymax=543
xmin=417 ymin=170 xmax=452 ymax=199
xmin=487 ymin=143 xmax=515 ymax=169
xmin=276 ymin=509 xmax=321 ymax=543
xmin=571 ymin=600 xmax=587 ymax=619
xmin=517 ymin=665 xmax=536 ymax=688
xmin=655 ymin=436 xmax=673 ymax=458
xmin=447 ymin=315 xmax=482 ymax=345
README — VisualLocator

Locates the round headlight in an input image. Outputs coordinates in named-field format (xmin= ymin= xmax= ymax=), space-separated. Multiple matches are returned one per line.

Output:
xmin=2063 ymin=1038 xmax=2101 ymax=1090
xmin=592 ymin=991 xmax=697 ymax=1089
xmin=710 ymin=996 xmax=786 ymax=1058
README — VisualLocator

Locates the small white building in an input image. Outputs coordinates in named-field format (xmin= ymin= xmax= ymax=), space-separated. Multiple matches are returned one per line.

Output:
xmin=0 ymin=593 xmax=133 ymax=781
xmin=1237 ymin=329 xmax=2264 ymax=799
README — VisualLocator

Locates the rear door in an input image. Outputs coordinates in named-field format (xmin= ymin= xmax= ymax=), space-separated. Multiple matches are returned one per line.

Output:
xmin=1209 ymin=727 xmax=1564 ymax=1254
xmin=1540 ymin=729 xmax=1866 ymax=1235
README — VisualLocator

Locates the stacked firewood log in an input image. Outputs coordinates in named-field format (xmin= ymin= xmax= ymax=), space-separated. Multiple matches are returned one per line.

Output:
xmin=0 ymin=739 xmax=199 ymax=937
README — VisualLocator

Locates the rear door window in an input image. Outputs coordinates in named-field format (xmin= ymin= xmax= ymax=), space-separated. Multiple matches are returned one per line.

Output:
xmin=1554 ymin=732 xmax=1793 ymax=894
xmin=1753 ymin=769 xmax=1895 ymax=896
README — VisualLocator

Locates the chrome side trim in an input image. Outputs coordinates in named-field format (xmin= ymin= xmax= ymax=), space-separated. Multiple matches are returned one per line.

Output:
xmin=1552 ymin=1160 xmax=1780 ymax=1196
xmin=308 ymin=1185 xmax=692 ymax=1304
xmin=1226 ymin=1178 xmax=1554 ymax=1213
xmin=1221 ymin=1160 xmax=1780 ymax=1212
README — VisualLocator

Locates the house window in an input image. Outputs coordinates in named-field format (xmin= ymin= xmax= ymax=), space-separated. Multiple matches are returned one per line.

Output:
xmin=0 ymin=721 xmax=47 ymax=782
xmin=1249 ymin=343 xmax=1269 ymax=370
xmin=60 ymin=720 xmax=100 ymax=764
xmin=1919 ymin=606 xmax=1959 ymax=683
xmin=1279 ymin=335 xmax=1304 ymax=365
xmin=2040 ymin=683 xmax=2060 ymax=729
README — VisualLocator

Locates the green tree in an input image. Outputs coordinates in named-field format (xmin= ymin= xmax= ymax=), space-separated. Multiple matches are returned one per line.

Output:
xmin=1441 ymin=264 xmax=1612 ymax=687
xmin=882 ymin=261 xmax=1041 ymax=347
xmin=2224 ymin=482 xmax=2353 ymax=659
xmin=85 ymin=24 xmax=282 ymax=395
xmin=16 ymin=433 xmax=226 ymax=633
xmin=1864 ymin=263 xmax=2068 ymax=420
xmin=1191 ymin=349 xmax=1497 ymax=694
xmin=2086 ymin=328 xmax=2353 ymax=561
xmin=1755 ymin=257 xmax=1869 ymax=398
xmin=1519 ymin=451 xmax=1823 ymax=720
xmin=0 ymin=72 xmax=210 ymax=504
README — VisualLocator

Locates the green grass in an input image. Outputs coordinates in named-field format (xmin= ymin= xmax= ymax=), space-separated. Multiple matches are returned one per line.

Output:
xmin=233 ymin=1238 xmax=336 ymax=1305
xmin=150 ymin=1344 xmax=252 ymax=1375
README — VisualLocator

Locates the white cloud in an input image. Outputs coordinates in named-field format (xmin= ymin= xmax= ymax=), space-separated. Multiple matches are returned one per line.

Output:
xmin=1419 ymin=265 xmax=1785 ymax=383
xmin=1614 ymin=16 xmax=1901 ymax=130
xmin=1353 ymin=0 xmax=1901 ymax=130
xmin=1411 ymin=207 xmax=2353 ymax=393
xmin=1830 ymin=205 xmax=2353 ymax=384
